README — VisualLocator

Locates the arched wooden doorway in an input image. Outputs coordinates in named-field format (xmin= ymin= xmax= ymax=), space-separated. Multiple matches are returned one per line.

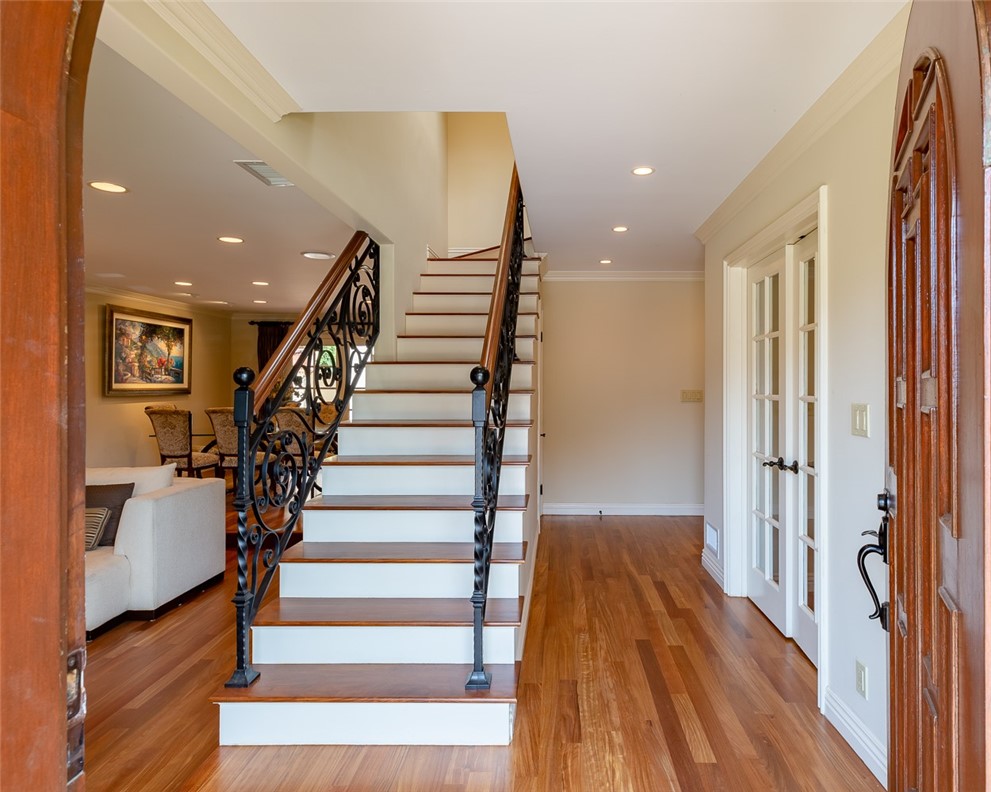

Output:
xmin=0 ymin=2 xmax=101 ymax=788
xmin=882 ymin=2 xmax=991 ymax=789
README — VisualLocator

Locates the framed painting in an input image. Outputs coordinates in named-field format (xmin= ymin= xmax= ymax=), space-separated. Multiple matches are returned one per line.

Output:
xmin=104 ymin=305 xmax=192 ymax=396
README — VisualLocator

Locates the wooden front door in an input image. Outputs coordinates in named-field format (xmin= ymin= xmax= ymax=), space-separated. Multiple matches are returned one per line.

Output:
xmin=885 ymin=3 xmax=990 ymax=789
xmin=0 ymin=1 xmax=100 ymax=788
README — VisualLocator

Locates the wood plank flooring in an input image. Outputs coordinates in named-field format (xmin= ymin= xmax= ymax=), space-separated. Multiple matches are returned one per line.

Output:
xmin=84 ymin=516 xmax=883 ymax=791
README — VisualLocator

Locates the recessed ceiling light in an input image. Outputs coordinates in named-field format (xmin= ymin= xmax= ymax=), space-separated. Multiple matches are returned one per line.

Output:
xmin=613 ymin=226 xmax=628 ymax=233
xmin=205 ymin=300 xmax=229 ymax=305
xmin=218 ymin=236 xmax=244 ymax=244
xmin=632 ymin=166 xmax=655 ymax=176
xmin=175 ymin=292 xmax=193 ymax=297
xmin=600 ymin=259 xmax=612 ymax=265
xmin=88 ymin=181 xmax=128 ymax=193
xmin=302 ymin=251 xmax=335 ymax=260
xmin=253 ymin=300 xmax=267 ymax=304
xmin=174 ymin=281 xmax=193 ymax=287
xmin=252 ymin=281 xmax=269 ymax=286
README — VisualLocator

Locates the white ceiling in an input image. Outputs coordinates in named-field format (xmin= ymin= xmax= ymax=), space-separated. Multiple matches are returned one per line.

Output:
xmin=84 ymin=1 xmax=907 ymax=313
xmin=83 ymin=42 xmax=355 ymax=313
xmin=205 ymin=0 xmax=907 ymax=272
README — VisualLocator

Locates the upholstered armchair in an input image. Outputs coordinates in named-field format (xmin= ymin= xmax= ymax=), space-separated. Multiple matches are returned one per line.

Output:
xmin=145 ymin=408 xmax=219 ymax=477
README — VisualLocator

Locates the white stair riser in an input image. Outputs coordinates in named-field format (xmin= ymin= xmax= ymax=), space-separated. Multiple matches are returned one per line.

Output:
xmin=218 ymin=701 xmax=515 ymax=746
xmin=397 ymin=335 xmax=535 ymax=362
xmin=321 ymin=464 xmax=527 ymax=496
xmin=405 ymin=313 xmax=537 ymax=337
xmin=302 ymin=509 xmax=524 ymax=543
xmin=350 ymin=391 xmax=532 ymax=422
xmin=425 ymin=259 xmax=540 ymax=276
xmin=251 ymin=624 xmax=516 ymax=664
xmin=419 ymin=274 xmax=539 ymax=293
xmin=364 ymin=362 xmax=533 ymax=390
xmin=279 ymin=561 xmax=521 ymax=598
xmin=338 ymin=425 xmax=530 ymax=456
xmin=413 ymin=292 xmax=539 ymax=314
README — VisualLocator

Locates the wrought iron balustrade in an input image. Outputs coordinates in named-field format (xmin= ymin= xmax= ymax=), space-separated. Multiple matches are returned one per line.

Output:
xmin=226 ymin=231 xmax=380 ymax=688
xmin=467 ymin=165 xmax=525 ymax=691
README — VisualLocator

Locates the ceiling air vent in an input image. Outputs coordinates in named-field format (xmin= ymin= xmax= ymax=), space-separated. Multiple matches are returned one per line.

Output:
xmin=234 ymin=160 xmax=294 ymax=187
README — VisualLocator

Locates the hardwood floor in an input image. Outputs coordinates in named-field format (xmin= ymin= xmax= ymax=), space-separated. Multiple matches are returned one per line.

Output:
xmin=84 ymin=516 xmax=882 ymax=791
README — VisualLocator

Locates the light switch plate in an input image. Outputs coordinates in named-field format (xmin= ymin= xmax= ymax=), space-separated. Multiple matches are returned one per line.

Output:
xmin=852 ymin=403 xmax=870 ymax=437
xmin=681 ymin=389 xmax=703 ymax=403
xmin=856 ymin=660 xmax=869 ymax=699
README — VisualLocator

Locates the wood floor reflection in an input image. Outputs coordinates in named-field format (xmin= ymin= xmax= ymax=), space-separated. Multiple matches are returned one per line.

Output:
xmin=85 ymin=516 xmax=882 ymax=791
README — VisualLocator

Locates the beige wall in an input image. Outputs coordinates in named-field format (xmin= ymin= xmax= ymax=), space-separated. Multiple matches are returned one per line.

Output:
xmin=85 ymin=290 xmax=232 ymax=467
xmin=447 ymin=113 xmax=515 ymax=251
xmin=698 ymin=9 xmax=907 ymax=779
xmin=99 ymin=4 xmax=449 ymax=360
xmin=542 ymin=279 xmax=704 ymax=511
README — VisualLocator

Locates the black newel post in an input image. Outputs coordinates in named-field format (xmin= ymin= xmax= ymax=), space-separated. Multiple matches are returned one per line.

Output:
xmin=466 ymin=365 xmax=492 ymax=691
xmin=226 ymin=366 xmax=260 ymax=688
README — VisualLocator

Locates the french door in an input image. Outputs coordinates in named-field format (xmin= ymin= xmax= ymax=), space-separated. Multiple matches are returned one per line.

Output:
xmin=748 ymin=232 xmax=819 ymax=664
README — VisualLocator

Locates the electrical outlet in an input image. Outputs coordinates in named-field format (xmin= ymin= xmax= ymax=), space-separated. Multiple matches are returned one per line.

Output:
xmin=856 ymin=660 xmax=868 ymax=699
xmin=681 ymin=389 xmax=704 ymax=403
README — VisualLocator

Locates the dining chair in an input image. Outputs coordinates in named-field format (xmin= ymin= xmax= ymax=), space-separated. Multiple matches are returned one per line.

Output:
xmin=145 ymin=408 xmax=219 ymax=477
xmin=205 ymin=407 xmax=269 ymax=487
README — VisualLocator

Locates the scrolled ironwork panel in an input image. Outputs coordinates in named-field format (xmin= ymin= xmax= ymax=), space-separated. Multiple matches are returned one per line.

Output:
xmin=226 ymin=237 xmax=380 ymax=688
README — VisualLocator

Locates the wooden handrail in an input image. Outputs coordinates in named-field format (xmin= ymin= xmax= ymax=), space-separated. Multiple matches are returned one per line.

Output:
xmin=252 ymin=230 xmax=369 ymax=412
xmin=477 ymin=164 xmax=521 ymax=403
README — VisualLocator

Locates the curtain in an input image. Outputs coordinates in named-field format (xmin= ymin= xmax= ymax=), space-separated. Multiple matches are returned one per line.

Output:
xmin=255 ymin=321 xmax=293 ymax=371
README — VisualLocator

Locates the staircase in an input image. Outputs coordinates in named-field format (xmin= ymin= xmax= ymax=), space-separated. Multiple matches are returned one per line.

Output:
xmin=214 ymin=253 xmax=541 ymax=745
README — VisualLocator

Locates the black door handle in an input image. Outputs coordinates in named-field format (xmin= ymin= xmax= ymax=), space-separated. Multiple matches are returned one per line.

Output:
xmin=761 ymin=456 xmax=799 ymax=474
xmin=857 ymin=490 xmax=891 ymax=632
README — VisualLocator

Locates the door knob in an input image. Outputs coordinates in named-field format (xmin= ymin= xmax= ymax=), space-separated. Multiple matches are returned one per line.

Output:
xmin=761 ymin=456 xmax=799 ymax=474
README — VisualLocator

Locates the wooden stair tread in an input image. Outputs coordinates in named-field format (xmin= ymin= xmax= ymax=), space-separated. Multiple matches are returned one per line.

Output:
xmin=420 ymin=272 xmax=540 ymax=278
xmin=305 ymin=494 xmax=528 ymax=511
xmin=212 ymin=663 xmax=518 ymax=703
xmin=255 ymin=597 xmax=523 ymax=627
xmin=356 ymin=388 xmax=535 ymax=395
xmin=398 ymin=334 xmax=536 ymax=340
xmin=282 ymin=541 xmax=526 ymax=563
xmin=366 ymin=360 xmax=534 ymax=366
xmin=341 ymin=419 xmax=532 ymax=428
xmin=325 ymin=454 xmax=531 ymax=466
xmin=413 ymin=291 xmax=540 ymax=297
xmin=405 ymin=311 xmax=538 ymax=316
xmin=427 ymin=256 xmax=541 ymax=262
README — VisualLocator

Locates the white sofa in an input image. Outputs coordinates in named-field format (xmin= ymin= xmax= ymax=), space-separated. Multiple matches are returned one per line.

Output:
xmin=85 ymin=464 xmax=226 ymax=633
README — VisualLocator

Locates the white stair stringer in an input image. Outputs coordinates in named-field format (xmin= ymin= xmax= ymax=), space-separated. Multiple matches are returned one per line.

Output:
xmin=216 ymin=250 xmax=541 ymax=747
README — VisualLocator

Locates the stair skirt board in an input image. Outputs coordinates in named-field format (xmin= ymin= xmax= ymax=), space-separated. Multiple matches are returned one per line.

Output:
xmin=278 ymin=561 xmax=522 ymax=599
xmin=349 ymin=391 xmax=532 ymax=422
xmin=364 ymin=361 xmax=534 ymax=391
xmin=302 ymin=509 xmax=525 ymax=543
xmin=319 ymin=463 xmax=528 ymax=497
xmin=396 ymin=335 xmax=536 ymax=362
xmin=405 ymin=313 xmax=538 ymax=336
xmin=412 ymin=292 xmax=539 ymax=314
xmin=218 ymin=701 xmax=516 ymax=746
xmin=251 ymin=624 xmax=517 ymax=664
xmin=337 ymin=425 xmax=530 ymax=456
xmin=424 ymin=258 xmax=540 ymax=275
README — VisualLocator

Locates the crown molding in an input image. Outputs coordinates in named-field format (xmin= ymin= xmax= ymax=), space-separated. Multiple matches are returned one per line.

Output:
xmin=86 ymin=284 xmax=232 ymax=318
xmin=695 ymin=3 xmax=910 ymax=244
xmin=141 ymin=0 xmax=301 ymax=122
xmin=543 ymin=270 xmax=703 ymax=282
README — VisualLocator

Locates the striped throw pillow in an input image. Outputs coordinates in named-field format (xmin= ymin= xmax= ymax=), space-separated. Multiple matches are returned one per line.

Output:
xmin=85 ymin=507 xmax=110 ymax=551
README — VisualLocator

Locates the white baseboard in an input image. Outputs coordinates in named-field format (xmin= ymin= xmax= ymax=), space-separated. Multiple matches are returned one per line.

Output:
xmin=700 ymin=547 xmax=725 ymax=589
xmin=823 ymin=687 xmax=887 ymax=786
xmin=541 ymin=503 xmax=703 ymax=516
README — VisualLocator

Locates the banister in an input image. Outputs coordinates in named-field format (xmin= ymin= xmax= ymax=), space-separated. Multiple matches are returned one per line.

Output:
xmin=477 ymin=164 xmax=521 ymax=404
xmin=466 ymin=164 xmax=526 ymax=691
xmin=226 ymin=231 xmax=380 ymax=688
xmin=252 ymin=230 xmax=369 ymax=412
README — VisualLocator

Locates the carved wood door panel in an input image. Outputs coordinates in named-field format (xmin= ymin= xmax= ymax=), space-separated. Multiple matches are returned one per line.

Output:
xmin=886 ymin=3 xmax=990 ymax=789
